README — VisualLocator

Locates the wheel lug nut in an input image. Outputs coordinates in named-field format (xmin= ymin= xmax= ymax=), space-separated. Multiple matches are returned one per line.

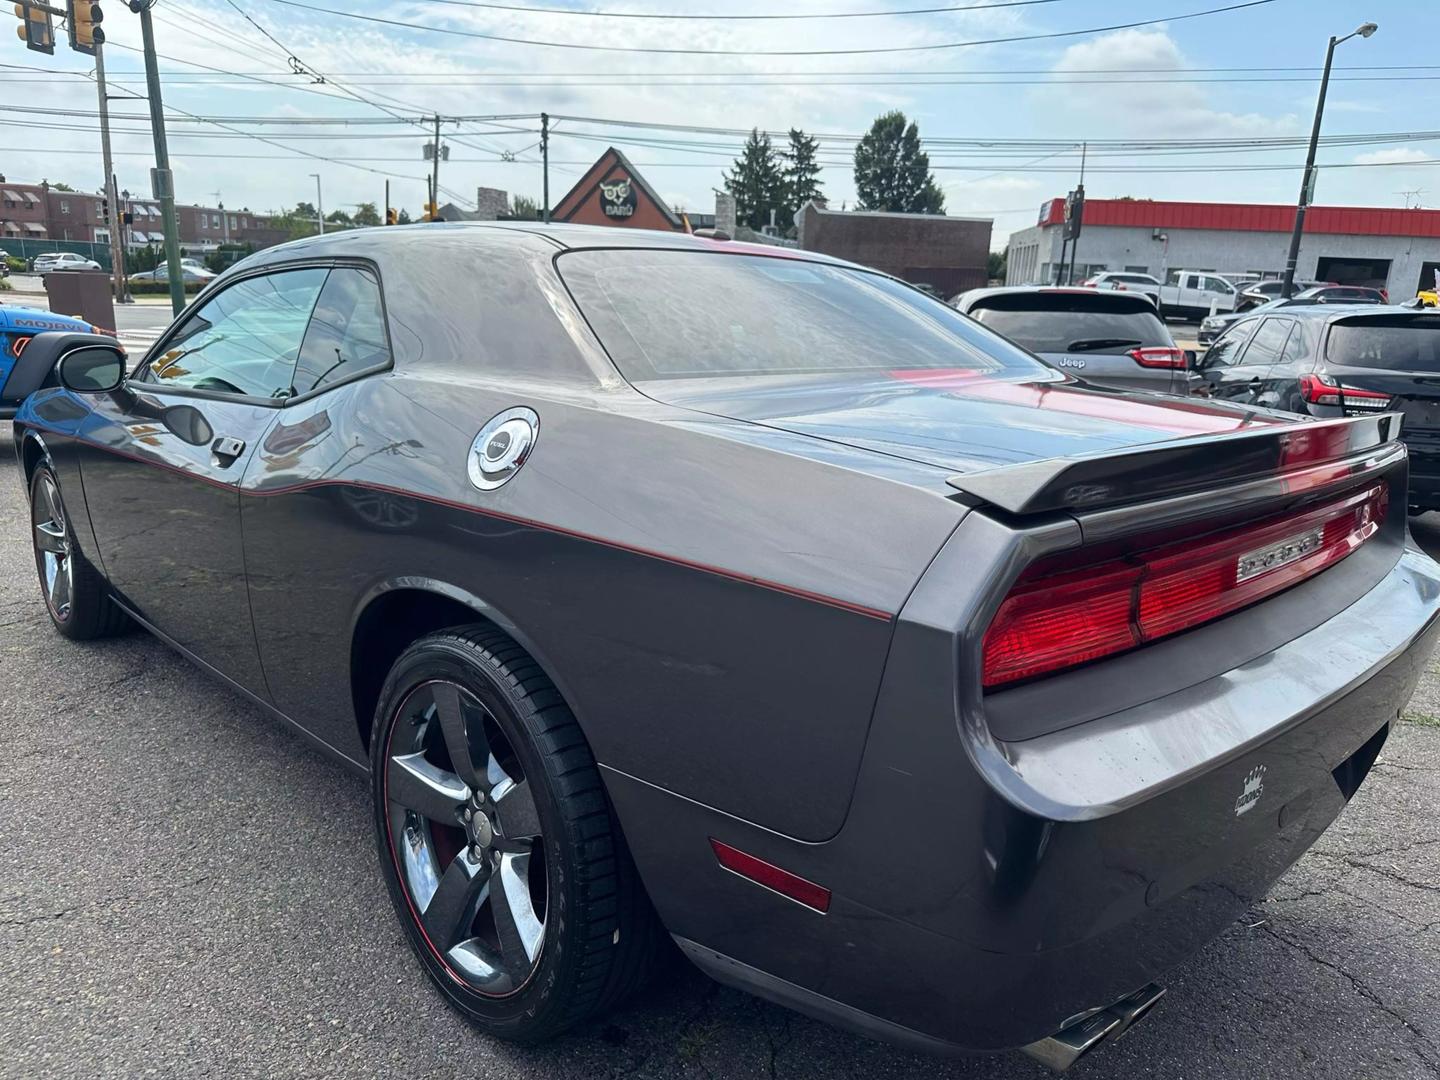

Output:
xmin=462 ymin=808 xmax=473 ymax=822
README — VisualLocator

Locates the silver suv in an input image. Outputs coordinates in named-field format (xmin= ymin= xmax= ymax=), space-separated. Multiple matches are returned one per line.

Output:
xmin=954 ymin=285 xmax=1189 ymax=395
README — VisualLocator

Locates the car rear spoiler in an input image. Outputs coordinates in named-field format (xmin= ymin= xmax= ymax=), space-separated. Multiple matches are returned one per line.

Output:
xmin=946 ymin=412 xmax=1404 ymax=516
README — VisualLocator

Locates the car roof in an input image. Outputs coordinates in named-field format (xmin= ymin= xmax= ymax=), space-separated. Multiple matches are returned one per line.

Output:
xmin=245 ymin=220 xmax=859 ymax=270
xmin=957 ymin=285 xmax=1157 ymax=309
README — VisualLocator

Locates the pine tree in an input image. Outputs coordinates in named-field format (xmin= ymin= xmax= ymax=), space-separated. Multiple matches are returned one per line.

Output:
xmin=853 ymin=111 xmax=945 ymax=214
xmin=724 ymin=128 xmax=786 ymax=231
xmin=781 ymin=128 xmax=824 ymax=224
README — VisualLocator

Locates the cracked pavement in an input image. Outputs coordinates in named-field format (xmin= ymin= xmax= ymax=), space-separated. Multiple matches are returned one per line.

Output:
xmin=2 ymin=429 xmax=1438 ymax=1079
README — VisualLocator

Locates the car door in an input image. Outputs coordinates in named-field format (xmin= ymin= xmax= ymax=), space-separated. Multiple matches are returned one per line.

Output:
xmin=1192 ymin=317 xmax=1259 ymax=399
xmin=1253 ymin=317 xmax=1310 ymax=412
xmin=1212 ymin=316 xmax=1293 ymax=405
xmin=77 ymin=264 xmax=329 ymax=693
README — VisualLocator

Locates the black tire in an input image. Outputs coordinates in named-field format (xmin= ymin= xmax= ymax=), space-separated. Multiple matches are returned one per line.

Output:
xmin=29 ymin=463 xmax=129 ymax=640
xmin=371 ymin=625 xmax=664 ymax=1043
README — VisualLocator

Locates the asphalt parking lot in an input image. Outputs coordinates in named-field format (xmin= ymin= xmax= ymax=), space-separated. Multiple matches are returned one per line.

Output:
xmin=1 ymin=429 xmax=1437 ymax=1080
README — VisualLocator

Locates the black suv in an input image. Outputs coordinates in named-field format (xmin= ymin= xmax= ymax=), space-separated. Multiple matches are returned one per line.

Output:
xmin=1193 ymin=305 xmax=1440 ymax=510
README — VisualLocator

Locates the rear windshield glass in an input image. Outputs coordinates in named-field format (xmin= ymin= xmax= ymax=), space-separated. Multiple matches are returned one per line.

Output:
xmin=1327 ymin=318 xmax=1440 ymax=371
xmin=968 ymin=296 xmax=1171 ymax=354
xmin=558 ymin=250 xmax=1050 ymax=381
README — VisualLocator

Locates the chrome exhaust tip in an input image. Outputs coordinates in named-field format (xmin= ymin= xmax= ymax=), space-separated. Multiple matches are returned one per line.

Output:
xmin=1019 ymin=983 xmax=1166 ymax=1072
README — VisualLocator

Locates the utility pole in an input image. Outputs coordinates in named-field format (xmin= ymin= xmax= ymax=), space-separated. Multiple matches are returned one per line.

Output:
xmin=541 ymin=112 xmax=550 ymax=223
xmin=134 ymin=0 xmax=185 ymax=315
xmin=1067 ymin=141 xmax=1086 ymax=287
xmin=93 ymin=42 xmax=128 ymax=303
xmin=432 ymin=114 xmax=441 ymax=219
xmin=1281 ymin=22 xmax=1378 ymax=298
xmin=384 ymin=178 xmax=390 ymax=225
xmin=310 ymin=173 xmax=324 ymax=234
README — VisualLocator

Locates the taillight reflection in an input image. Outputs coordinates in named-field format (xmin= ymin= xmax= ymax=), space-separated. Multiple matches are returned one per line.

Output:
xmin=983 ymin=483 xmax=1387 ymax=688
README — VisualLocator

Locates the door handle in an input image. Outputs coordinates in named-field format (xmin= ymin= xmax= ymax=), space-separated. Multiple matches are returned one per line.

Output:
xmin=211 ymin=435 xmax=246 ymax=467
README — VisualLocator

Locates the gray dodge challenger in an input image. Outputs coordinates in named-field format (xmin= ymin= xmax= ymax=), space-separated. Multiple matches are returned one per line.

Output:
xmin=9 ymin=223 xmax=1438 ymax=1070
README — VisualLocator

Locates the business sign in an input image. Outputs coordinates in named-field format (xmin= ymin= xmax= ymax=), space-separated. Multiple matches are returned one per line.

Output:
xmin=598 ymin=177 xmax=637 ymax=220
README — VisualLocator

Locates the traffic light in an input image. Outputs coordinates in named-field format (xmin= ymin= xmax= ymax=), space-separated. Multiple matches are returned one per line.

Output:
xmin=424 ymin=201 xmax=439 ymax=221
xmin=67 ymin=0 xmax=102 ymax=55
xmin=14 ymin=3 xmax=55 ymax=54
xmin=385 ymin=207 xmax=398 ymax=226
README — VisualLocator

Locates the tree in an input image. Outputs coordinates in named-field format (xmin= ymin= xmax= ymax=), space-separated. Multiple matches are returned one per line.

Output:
xmin=781 ymin=129 xmax=824 ymax=223
xmin=325 ymin=209 xmax=352 ymax=226
xmin=853 ymin=111 xmax=945 ymax=214
xmin=396 ymin=208 xmax=413 ymax=224
xmin=509 ymin=194 xmax=541 ymax=220
xmin=724 ymin=128 xmax=786 ymax=232
xmin=293 ymin=201 xmax=317 ymax=220
xmin=988 ymin=248 xmax=1007 ymax=282
xmin=352 ymin=201 xmax=381 ymax=226
xmin=45 ymin=180 xmax=75 ymax=192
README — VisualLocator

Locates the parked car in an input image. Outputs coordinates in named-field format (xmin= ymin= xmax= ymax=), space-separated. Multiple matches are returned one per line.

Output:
xmin=1296 ymin=284 xmax=1387 ymax=305
xmin=30 ymin=251 xmax=101 ymax=273
xmin=11 ymin=225 xmax=1438 ymax=1071
xmin=0 ymin=303 xmax=92 ymax=419
xmin=128 ymin=259 xmax=217 ymax=285
xmin=1078 ymin=270 xmax=1162 ymax=305
xmin=1157 ymin=270 xmax=1239 ymax=319
xmin=1235 ymin=279 xmax=1329 ymax=312
xmin=954 ymin=285 xmax=1188 ymax=394
xmin=1193 ymin=304 xmax=1440 ymax=512
xmin=1199 ymin=296 xmax=1311 ymax=345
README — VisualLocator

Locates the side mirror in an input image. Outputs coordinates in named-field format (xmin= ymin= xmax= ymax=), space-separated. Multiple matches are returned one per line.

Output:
xmin=1183 ymin=348 xmax=1198 ymax=369
xmin=57 ymin=345 xmax=126 ymax=394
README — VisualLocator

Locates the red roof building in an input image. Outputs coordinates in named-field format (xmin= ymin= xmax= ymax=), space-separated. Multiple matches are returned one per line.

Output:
xmin=1009 ymin=197 xmax=1440 ymax=297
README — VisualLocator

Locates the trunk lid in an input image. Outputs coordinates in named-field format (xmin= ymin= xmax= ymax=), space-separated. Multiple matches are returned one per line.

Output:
xmin=639 ymin=370 xmax=1285 ymax=477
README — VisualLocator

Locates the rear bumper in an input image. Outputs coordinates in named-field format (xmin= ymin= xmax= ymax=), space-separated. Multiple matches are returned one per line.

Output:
xmin=606 ymin=527 xmax=1440 ymax=1054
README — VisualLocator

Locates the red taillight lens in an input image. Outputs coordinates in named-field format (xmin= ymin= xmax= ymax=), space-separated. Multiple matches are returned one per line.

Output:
xmin=1128 ymin=346 xmax=1187 ymax=369
xmin=1299 ymin=373 xmax=1393 ymax=410
xmin=982 ymin=483 xmax=1387 ymax=688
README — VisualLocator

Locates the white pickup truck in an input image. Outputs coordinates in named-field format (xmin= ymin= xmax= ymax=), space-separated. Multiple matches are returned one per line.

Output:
xmin=1157 ymin=270 xmax=1239 ymax=319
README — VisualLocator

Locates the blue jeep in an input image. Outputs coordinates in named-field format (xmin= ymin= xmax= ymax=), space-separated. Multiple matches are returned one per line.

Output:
xmin=0 ymin=304 xmax=92 ymax=419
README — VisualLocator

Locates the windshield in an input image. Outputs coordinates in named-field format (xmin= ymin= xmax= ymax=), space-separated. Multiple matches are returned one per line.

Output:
xmin=968 ymin=297 xmax=1171 ymax=354
xmin=1327 ymin=317 xmax=1440 ymax=372
xmin=559 ymin=250 xmax=1049 ymax=382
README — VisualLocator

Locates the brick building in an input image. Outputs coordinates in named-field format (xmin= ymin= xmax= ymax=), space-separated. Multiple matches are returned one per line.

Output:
xmin=0 ymin=180 xmax=49 ymax=242
xmin=795 ymin=200 xmax=993 ymax=296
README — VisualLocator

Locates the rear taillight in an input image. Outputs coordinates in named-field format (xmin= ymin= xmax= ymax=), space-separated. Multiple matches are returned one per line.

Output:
xmin=1299 ymin=373 xmax=1393 ymax=410
xmin=982 ymin=483 xmax=1387 ymax=688
xmin=1128 ymin=346 xmax=1187 ymax=369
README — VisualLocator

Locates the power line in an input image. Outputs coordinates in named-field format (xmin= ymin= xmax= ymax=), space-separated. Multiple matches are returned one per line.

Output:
xmin=416 ymin=0 xmax=1069 ymax=18
xmin=259 ymin=0 xmax=1276 ymax=56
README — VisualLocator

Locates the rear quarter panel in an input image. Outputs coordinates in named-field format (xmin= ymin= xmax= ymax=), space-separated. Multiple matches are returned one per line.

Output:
xmin=239 ymin=344 xmax=966 ymax=842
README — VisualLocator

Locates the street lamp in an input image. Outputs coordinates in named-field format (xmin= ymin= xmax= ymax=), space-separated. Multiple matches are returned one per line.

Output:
xmin=1280 ymin=22 xmax=1379 ymax=298
xmin=310 ymin=173 xmax=324 ymax=235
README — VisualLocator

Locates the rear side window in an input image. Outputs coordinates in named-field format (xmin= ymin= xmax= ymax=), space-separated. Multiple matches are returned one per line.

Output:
xmin=1202 ymin=320 xmax=1259 ymax=368
xmin=1327 ymin=318 xmax=1440 ymax=372
xmin=968 ymin=296 xmax=1171 ymax=354
xmin=1238 ymin=318 xmax=1294 ymax=367
xmin=560 ymin=250 xmax=1049 ymax=381
xmin=292 ymin=267 xmax=391 ymax=396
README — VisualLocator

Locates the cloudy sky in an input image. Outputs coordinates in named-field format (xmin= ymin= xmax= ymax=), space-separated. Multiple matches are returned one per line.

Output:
xmin=0 ymin=0 xmax=1428 ymax=249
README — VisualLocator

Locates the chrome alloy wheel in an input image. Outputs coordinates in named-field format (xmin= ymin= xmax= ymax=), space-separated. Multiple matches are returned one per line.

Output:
xmin=384 ymin=680 xmax=547 ymax=996
xmin=32 ymin=473 xmax=74 ymax=621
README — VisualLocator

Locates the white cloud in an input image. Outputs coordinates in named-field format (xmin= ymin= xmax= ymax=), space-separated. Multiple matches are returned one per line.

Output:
xmin=1354 ymin=148 xmax=1432 ymax=165
xmin=1040 ymin=28 xmax=1297 ymax=138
